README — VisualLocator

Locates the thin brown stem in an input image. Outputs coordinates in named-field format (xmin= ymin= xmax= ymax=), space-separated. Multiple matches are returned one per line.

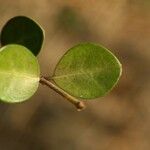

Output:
xmin=39 ymin=76 xmax=86 ymax=111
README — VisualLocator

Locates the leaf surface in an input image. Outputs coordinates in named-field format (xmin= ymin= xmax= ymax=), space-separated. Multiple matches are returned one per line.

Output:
xmin=53 ymin=43 xmax=122 ymax=99
xmin=0 ymin=16 xmax=44 ymax=55
xmin=0 ymin=44 xmax=40 ymax=103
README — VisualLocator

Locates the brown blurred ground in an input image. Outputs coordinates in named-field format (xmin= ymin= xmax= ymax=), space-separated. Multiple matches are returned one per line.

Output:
xmin=0 ymin=0 xmax=150 ymax=150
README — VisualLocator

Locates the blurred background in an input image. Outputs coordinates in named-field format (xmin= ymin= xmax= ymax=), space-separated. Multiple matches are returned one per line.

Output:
xmin=0 ymin=0 xmax=150 ymax=150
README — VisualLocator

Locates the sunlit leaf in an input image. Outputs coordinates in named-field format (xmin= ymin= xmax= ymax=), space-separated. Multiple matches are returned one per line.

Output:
xmin=0 ymin=16 xmax=44 ymax=55
xmin=53 ymin=43 xmax=122 ymax=99
xmin=0 ymin=44 xmax=40 ymax=103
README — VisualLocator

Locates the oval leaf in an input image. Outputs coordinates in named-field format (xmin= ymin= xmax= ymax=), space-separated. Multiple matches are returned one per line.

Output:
xmin=53 ymin=43 xmax=122 ymax=99
xmin=0 ymin=44 xmax=40 ymax=103
xmin=0 ymin=16 xmax=44 ymax=56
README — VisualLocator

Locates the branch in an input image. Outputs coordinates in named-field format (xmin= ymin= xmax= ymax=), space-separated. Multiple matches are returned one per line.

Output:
xmin=39 ymin=76 xmax=86 ymax=111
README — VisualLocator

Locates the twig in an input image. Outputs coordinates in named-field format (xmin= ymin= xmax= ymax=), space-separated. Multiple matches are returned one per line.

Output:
xmin=39 ymin=76 xmax=86 ymax=111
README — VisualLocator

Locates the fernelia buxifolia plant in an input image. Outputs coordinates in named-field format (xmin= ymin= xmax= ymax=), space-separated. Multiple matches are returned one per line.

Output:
xmin=0 ymin=16 xmax=122 ymax=111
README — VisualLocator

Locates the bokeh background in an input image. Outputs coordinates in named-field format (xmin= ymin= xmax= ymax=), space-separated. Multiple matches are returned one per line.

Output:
xmin=0 ymin=0 xmax=150 ymax=150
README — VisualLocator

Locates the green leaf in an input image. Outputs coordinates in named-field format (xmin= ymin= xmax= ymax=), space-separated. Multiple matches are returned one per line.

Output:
xmin=0 ymin=16 xmax=44 ymax=56
xmin=0 ymin=44 xmax=40 ymax=103
xmin=53 ymin=43 xmax=122 ymax=99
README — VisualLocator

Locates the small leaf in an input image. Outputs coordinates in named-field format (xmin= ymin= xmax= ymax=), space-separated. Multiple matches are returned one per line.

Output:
xmin=0 ymin=44 xmax=40 ymax=103
xmin=0 ymin=16 xmax=44 ymax=56
xmin=53 ymin=43 xmax=122 ymax=99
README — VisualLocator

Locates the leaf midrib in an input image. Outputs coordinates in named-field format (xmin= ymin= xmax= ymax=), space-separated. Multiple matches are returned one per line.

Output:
xmin=53 ymin=69 xmax=103 ymax=79
xmin=0 ymin=70 xmax=39 ymax=80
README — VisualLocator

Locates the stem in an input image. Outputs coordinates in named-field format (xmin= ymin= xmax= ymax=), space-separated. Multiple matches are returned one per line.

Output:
xmin=39 ymin=76 xmax=86 ymax=111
